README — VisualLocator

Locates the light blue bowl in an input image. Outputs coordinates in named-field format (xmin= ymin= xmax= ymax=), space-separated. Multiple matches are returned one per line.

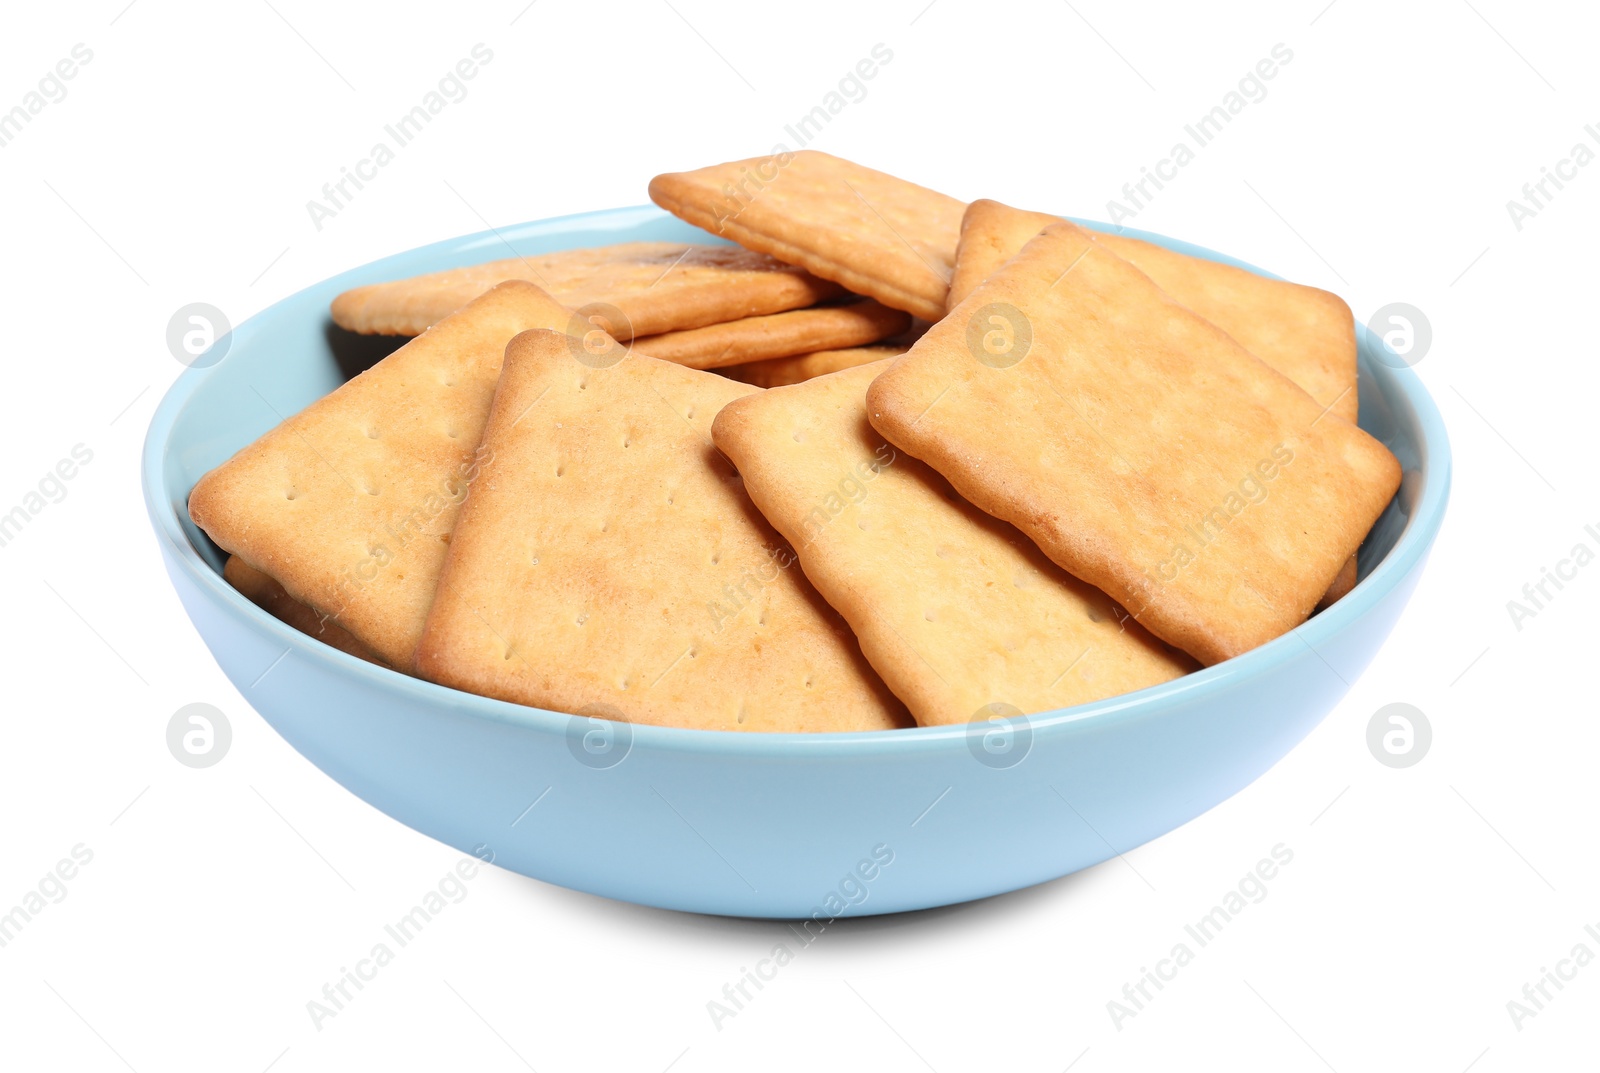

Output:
xmin=143 ymin=206 xmax=1450 ymax=918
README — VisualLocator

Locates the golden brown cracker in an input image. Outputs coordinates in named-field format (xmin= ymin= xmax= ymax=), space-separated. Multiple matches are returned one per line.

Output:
xmin=867 ymin=221 xmax=1401 ymax=666
xmin=649 ymin=151 xmax=966 ymax=321
xmin=190 ymin=281 xmax=577 ymax=668
xmin=720 ymin=345 xmax=908 ymax=389
xmin=712 ymin=361 xmax=1195 ymax=726
xmin=330 ymin=241 xmax=842 ymax=337
xmin=224 ymin=556 xmax=388 ymax=666
xmin=631 ymin=300 xmax=909 ymax=370
xmin=414 ymin=330 xmax=909 ymax=732
xmin=948 ymin=199 xmax=1359 ymax=422
xmin=1316 ymin=553 xmax=1359 ymax=611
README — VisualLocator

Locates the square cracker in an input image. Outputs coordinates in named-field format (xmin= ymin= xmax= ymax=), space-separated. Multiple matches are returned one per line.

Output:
xmin=190 ymin=280 xmax=577 ymax=668
xmin=649 ymin=151 xmax=966 ymax=321
xmin=224 ymin=555 xmax=387 ymax=667
xmin=948 ymin=200 xmax=1359 ymax=423
xmin=330 ymin=241 xmax=842 ymax=337
xmin=949 ymin=199 xmax=1363 ymax=605
xmin=720 ymin=345 xmax=907 ymax=389
xmin=712 ymin=360 xmax=1195 ymax=726
xmin=867 ymin=221 xmax=1402 ymax=666
xmin=632 ymin=300 xmax=909 ymax=369
xmin=414 ymin=330 xmax=909 ymax=732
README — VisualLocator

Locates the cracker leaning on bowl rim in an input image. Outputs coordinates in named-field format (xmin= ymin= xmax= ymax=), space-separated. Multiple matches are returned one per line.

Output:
xmin=414 ymin=329 xmax=910 ymax=732
xmin=949 ymin=198 xmax=1365 ymax=604
xmin=867 ymin=220 xmax=1402 ymax=666
xmin=948 ymin=199 xmax=1360 ymax=423
xmin=713 ymin=359 xmax=1196 ymax=726
xmin=330 ymin=241 xmax=843 ymax=337
xmin=190 ymin=280 xmax=580 ymax=669
xmin=649 ymin=150 xmax=967 ymax=321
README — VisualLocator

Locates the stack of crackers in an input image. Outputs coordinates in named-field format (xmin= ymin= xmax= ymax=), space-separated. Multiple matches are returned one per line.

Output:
xmin=190 ymin=151 xmax=1400 ymax=734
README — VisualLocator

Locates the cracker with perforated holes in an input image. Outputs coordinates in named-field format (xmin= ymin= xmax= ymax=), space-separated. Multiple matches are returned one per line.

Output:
xmin=631 ymin=299 xmax=909 ymax=369
xmin=949 ymin=199 xmax=1364 ymax=603
xmin=948 ymin=199 xmax=1360 ymax=422
xmin=190 ymin=280 xmax=578 ymax=668
xmin=868 ymin=221 xmax=1402 ymax=666
xmin=330 ymin=241 xmax=842 ymax=337
xmin=721 ymin=345 xmax=908 ymax=389
xmin=649 ymin=151 xmax=967 ymax=321
xmin=414 ymin=330 xmax=910 ymax=732
xmin=224 ymin=556 xmax=388 ymax=667
xmin=712 ymin=360 xmax=1195 ymax=726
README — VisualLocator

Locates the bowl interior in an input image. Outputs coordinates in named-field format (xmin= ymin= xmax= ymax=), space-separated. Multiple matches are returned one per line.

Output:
xmin=146 ymin=205 xmax=1447 ymax=743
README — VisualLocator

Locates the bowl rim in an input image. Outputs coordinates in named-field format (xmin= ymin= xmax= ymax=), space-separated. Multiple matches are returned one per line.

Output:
xmin=143 ymin=204 xmax=1452 ymax=758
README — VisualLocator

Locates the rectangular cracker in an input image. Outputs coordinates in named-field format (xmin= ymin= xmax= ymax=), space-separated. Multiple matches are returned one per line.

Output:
xmin=224 ymin=555 xmax=387 ymax=666
xmin=720 ymin=345 xmax=908 ymax=389
xmin=414 ymin=330 xmax=909 ymax=732
xmin=867 ymin=221 xmax=1402 ymax=666
xmin=712 ymin=360 xmax=1195 ymax=726
xmin=950 ymin=199 xmax=1363 ymax=604
xmin=331 ymin=241 xmax=842 ymax=337
xmin=632 ymin=300 xmax=909 ymax=369
xmin=948 ymin=199 xmax=1359 ymax=423
xmin=649 ymin=151 xmax=966 ymax=321
xmin=190 ymin=280 xmax=577 ymax=668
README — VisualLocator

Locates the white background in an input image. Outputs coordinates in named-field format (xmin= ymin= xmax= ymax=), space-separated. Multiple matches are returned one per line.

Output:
xmin=1 ymin=1 xmax=1595 ymax=1070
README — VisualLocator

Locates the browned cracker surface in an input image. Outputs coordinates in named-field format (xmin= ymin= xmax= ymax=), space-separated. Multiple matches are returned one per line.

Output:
xmin=224 ymin=555 xmax=388 ymax=666
xmin=190 ymin=281 xmax=577 ymax=668
xmin=713 ymin=360 xmax=1195 ymax=726
xmin=631 ymin=300 xmax=910 ymax=369
xmin=950 ymin=199 xmax=1363 ymax=603
xmin=1316 ymin=554 xmax=1359 ymax=611
xmin=414 ymin=330 xmax=910 ymax=732
xmin=330 ymin=241 xmax=842 ymax=337
xmin=720 ymin=345 xmax=908 ymax=389
xmin=649 ymin=151 xmax=966 ymax=321
xmin=867 ymin=221 xmax=1401 ymax=666
xmin=948 ymin=199 xmax=1359 ymax=422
